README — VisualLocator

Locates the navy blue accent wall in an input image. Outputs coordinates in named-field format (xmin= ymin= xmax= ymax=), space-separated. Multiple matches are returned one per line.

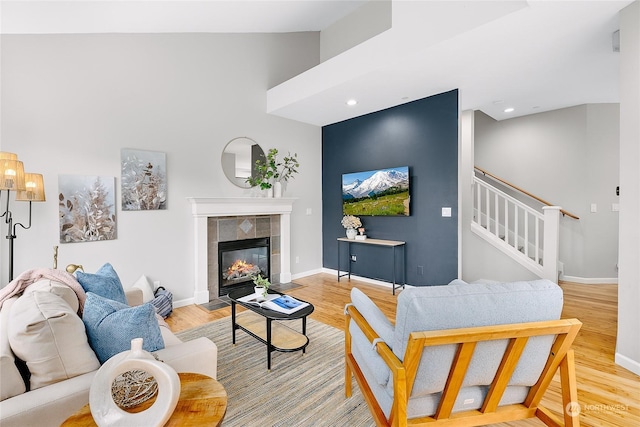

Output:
xmin=322 ymin=90 xmax=458 ymax=286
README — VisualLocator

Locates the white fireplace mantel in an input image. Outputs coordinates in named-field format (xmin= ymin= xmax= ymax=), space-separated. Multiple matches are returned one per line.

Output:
xmin=187 ymin=197 xmax=296 ymax=304
xmin=188 ymin=197 xmax=296 ymax=217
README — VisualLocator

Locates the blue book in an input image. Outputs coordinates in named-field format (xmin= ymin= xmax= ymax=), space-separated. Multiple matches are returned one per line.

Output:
xmin=265 ymin=295 xmax=308 ymax=314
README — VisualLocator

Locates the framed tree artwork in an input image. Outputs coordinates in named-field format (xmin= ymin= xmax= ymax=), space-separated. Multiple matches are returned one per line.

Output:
xmin=121 ymin=149 xmax=167 ymax=211
xmin=58 ymin=175 xmax=117 ymax=243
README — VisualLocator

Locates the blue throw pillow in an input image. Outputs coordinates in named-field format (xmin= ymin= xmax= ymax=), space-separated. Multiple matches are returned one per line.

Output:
xmin=82 ymin=293 xmax=165 ymax=364
xmin=76 ymin=263 xmax=127 ymax=305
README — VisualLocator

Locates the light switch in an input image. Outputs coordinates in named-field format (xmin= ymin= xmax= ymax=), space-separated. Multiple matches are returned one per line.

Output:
xmin=442 ymin=207 xmax=452 ymax=217
xmin=590 ymin=203 xmax=597 ymax=213
xmin=306 ymin=208 xmax=312 ymax=215
xmin=612 ymin=203 xmax=620 ymax=212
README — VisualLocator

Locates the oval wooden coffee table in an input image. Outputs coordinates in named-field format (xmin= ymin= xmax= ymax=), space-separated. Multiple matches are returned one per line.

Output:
xmin=61 ymin=372 xmax=227 ymax=426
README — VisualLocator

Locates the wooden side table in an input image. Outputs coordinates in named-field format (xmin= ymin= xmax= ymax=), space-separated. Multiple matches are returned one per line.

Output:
xmin=61 ymin=372 xmax=227 ymax=427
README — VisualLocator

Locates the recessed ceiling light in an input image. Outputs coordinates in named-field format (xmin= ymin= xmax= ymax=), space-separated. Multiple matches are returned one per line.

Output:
xmin=346 ymin=99 xmax=358 ymax=106
xmin=504 ymin=107 xmax=515 ymax=113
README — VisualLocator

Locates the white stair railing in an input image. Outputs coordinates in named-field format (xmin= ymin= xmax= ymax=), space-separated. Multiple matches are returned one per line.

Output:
xmin=472 ymin=176 xmax=561 ymax=281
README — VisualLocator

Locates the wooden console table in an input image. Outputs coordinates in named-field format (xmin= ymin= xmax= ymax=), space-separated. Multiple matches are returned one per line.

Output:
xmin=337 ymin=237 xmax=406 ymax=294
xmin=61 ymin=373 xmax=227 ymax=427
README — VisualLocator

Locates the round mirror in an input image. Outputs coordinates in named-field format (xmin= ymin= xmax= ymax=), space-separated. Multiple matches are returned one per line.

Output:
xmin=221 ymin=137 xmax=265 ymax=188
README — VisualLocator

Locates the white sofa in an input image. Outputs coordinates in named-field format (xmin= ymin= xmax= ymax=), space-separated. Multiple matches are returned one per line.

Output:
xmin=0 ymin=279 xmax=217 ymax=427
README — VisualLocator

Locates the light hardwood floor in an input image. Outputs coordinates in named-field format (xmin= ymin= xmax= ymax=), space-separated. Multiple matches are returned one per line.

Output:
xmin=166 ymin=274 xmax=640 ymax=427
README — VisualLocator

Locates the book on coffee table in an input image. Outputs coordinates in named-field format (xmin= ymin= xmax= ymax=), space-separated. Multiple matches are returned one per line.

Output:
xmin=238 ymin=293 xmax=309 ymax=314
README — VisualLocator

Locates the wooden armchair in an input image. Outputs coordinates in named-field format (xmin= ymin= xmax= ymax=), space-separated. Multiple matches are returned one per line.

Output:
xmin=344 ymin=281 xmax=582 ymax=427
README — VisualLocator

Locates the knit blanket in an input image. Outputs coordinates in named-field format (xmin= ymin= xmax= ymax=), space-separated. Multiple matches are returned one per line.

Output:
xmin=0 ymin=268 xmax=86 ymax=314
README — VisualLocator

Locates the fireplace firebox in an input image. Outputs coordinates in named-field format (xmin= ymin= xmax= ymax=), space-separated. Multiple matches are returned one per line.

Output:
xmin=218 ymin=237 xmax=270 ymax=296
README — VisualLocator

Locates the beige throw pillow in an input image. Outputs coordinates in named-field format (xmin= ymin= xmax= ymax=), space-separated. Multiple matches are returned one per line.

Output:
xmin=0 ymin=296 xmax=26 ymax=401
xmin=23 ymin=279 xmax=80 ymax=312
xmin=8 ymin=290 xmax=100 ymax=390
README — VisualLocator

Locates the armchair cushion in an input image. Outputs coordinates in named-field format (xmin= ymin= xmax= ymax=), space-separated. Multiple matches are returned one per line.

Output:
xmin=350 ymin=288 xmax=394 ymax=344
xmin=350 ymin=288 xmax=395 ymax=387
xmin=82 ymin=293 xmax=164 ymax=364
xmin=391 ymin=280 xmax=563 ymax=398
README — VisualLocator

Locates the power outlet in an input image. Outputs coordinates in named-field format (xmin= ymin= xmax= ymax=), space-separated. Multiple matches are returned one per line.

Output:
xmin=417 ymin=266 xmax=424 ymax=275
xmin=350 ymin=254 xmax=357 ymax=262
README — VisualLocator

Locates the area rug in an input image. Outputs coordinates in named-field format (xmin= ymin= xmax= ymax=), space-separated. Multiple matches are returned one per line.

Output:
xmin=176 ymin=317 xmax=375 ymax=426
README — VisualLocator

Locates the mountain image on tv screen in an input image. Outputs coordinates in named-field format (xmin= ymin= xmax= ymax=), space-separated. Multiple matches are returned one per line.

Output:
xmin=342 ymin=166 xmax=410 ymax=216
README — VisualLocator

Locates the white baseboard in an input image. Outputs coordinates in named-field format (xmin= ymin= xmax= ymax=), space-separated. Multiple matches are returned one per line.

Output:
xmin=173 ymin=298 xmax=195 ymax=308
xmin=320 ymin=268 xmax=408 ymax=290
xmin=291 ymin=268 xmax=324 ymax=280
xmin=615 ymin=352 xmax=640 ymax=376
xmin=561 ymin=275 xmax=618 ymax=285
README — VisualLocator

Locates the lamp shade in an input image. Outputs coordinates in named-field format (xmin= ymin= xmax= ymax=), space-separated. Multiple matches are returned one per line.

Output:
xmin=16 ymin=173 xmax=46 ymax=201
xmin=0 ymin=152 xmax=18 ymax=160
xmin=0 ymin=159 xmax=26 ymax=191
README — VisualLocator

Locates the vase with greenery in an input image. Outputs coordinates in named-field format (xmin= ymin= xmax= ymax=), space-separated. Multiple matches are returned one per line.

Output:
xmin=246 ymin=149 xmax=299 ymax=196
xmin=252 ymin=274 xmax=270 ymax=298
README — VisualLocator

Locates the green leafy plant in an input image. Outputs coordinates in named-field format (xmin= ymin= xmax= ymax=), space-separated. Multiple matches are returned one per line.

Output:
xmin=252 ymin=274 xmax=271 ymax=297
xmin=246 ymin=148 xmax=299 ymax=190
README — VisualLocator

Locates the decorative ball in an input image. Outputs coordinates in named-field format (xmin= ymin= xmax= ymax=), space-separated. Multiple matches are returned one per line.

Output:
xmin=111 ymin=370 xmax=158 ymax=408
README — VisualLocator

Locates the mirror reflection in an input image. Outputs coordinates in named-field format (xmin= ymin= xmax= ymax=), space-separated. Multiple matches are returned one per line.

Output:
xmin=221 ymin=137 xmax=265 ymax=188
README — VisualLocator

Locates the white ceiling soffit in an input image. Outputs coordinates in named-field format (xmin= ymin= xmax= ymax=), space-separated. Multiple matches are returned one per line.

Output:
xmin=268 ymin=0 xmax=630 ymax=126
xmin=1 ymin=1 xmax=631 ymax=126
xmin=0 ymin=0 xmax=366 ymax=34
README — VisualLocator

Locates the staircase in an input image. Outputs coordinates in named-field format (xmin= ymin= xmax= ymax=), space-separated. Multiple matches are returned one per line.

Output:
xmin=471 ymin=171 xmax=564 ymax=282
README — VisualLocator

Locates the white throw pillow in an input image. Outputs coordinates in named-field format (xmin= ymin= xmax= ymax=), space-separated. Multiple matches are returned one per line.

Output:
xmin=0 ymin=296 xmax=26 ymax=401
xmin=8 ymin=290 xmax=100 ymax=390
xmin=131 ymin=275 xmax=155 ymax=303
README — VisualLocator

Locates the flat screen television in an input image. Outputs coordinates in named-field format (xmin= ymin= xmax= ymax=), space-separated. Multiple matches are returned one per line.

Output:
xmin=342 ymin=166 xmax=410 ymax=216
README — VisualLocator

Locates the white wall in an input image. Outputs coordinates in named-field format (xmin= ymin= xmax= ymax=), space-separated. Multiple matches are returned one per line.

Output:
xmin=474 ymin=104 xmax=620 ymax=282
xmin=320 ymin=0 xmax=391 ymax=62
xmin=617 ymin=0 xmax=640 ymax=376
xmin=460 ymin=109 xmax=540 ymax=282
xmin=0 ymin=33 xmax=323 ymax=303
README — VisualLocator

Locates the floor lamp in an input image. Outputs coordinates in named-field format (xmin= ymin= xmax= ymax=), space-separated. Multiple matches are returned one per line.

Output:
xmin=1 ymin=152 xmax=46 ymax=282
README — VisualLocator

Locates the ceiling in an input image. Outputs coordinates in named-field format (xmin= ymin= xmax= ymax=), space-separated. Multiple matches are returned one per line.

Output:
xmin=0 ymin=1 xmax=367 ymax=34
xmin=1 ymin=0 xmax=633 ymax=126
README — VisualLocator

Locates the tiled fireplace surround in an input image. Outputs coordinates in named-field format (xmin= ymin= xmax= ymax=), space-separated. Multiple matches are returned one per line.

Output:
xmin=187 ymin=198 xmax=294 ymax=303
xmin=208 ymin=216 xmax=279 ymax=300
